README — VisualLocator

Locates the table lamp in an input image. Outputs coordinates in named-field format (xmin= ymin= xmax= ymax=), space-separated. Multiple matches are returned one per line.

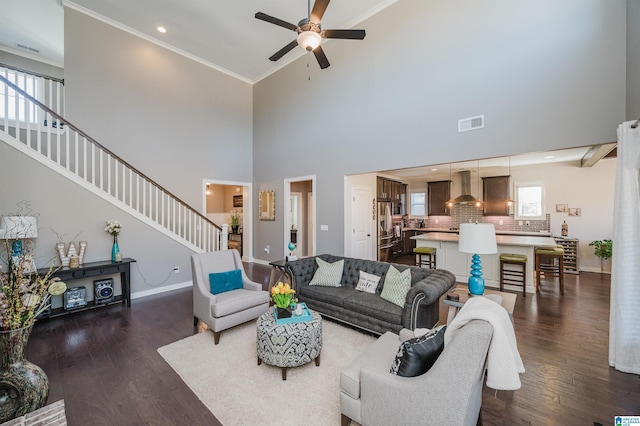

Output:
xmin=0 ymin=215 xmax=38 ymax=254
xmin=458 ymin=223 xmax=497 ymax=296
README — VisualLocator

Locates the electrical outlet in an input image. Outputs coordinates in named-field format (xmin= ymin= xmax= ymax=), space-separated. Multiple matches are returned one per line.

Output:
xmin=173 ymin=266 xmax=179 ymax=273
xmin=525 ymin=221 xmax=530 ymax=226
xmin=265 ymin=245 xmax=270 ymax=254
xmin=499 ymin=220 xmax=504 ymax=225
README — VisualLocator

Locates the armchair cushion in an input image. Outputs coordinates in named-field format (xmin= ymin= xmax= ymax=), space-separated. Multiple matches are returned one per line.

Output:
xmin=380 ymin=265 xmax=411 ymax=307
xmin=209 ymin=269 xmax=243 ymax=295
xmin=309 ymin=258 xmax=344 ymax=287
xmin=390 ymin=326 xmax=446 ymax=377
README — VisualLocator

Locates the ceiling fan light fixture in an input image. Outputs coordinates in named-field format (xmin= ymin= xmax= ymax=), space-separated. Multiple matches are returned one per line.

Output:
xmin=297 ymin=30 xmax=322 ymax=51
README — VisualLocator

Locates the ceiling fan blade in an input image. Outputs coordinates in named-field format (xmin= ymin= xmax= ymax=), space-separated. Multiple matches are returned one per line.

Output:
xmin=313 ymin=45 xmax=330 ymax=69
xmin=310 ymin=0 xmax=330 ymax=23
xmin=255 ymin=12 xmax=298 ymax=32
xmin=322 ymin=29 xmax=366 ymax=40
xmin=269 ymin=40 xmax=299 ymax=62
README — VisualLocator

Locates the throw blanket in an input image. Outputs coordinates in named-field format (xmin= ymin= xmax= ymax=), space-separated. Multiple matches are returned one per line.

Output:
xmin=444 ymin=296 xmax=525 ymax=390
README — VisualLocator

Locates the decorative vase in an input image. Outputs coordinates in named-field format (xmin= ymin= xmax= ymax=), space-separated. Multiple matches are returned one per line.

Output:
xmin=231 ymin=225 xmax=239 ymax=234
xmin=0 ymin=325 xmax=49 ymax=423
xmin=111 ymin=235 xmax=120 ymax=263
xmin=276 ymin=306 xmax=292 ymax=319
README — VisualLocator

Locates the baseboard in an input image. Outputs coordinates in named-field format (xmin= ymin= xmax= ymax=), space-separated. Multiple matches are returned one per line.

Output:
xmin=579 ymin=267 xmax=612 ymax=274
xmin=131 ymin=280 xmax=192 ymax=300
xmin=252 ymin=258 xmax=271 ymax=266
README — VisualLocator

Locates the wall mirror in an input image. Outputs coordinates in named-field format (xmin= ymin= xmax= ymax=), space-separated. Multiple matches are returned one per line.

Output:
xmin=259 ymin=190 xmax=276 ymax=221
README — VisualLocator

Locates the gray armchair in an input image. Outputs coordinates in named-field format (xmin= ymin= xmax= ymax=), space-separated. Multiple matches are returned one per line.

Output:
xmin=191 ymin=249 xmax=269 ymax=344
xmin=340 ymin=320 xmax=493 ymax=426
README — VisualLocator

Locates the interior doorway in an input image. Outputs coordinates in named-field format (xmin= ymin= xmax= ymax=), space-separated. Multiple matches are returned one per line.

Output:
xmin=284 ymin=176 xmax=316 ymax=259
xmin=202 ymin=179 xmax=252 ymax=260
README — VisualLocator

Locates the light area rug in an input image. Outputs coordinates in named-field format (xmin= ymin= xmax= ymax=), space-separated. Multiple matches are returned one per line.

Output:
xmin=158 ymin=319 xmax=376 ymax=426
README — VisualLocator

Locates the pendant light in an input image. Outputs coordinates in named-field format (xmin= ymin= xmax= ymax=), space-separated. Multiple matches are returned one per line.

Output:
xmin=446 ymin=163 xmax=455 ymax=208
xmin=474 ymin=160 xmax=483 ymax=208
xmin=506 ymin=156 xmax=515 ymax=207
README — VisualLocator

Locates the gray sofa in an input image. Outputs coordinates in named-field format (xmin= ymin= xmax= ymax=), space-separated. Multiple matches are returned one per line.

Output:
xmin=340 ymin=320 xmax=493 ymax=426
xmin=286 ymin=254 xmax=456 ymax=335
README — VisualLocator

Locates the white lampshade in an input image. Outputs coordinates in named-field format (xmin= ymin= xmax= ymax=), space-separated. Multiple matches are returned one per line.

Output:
xmin=0 ymin=216 xmax=38 ymax=239
xmin=297 ymin=31 xmax=322 ymax=51
xmin=458 ymin=223 xmax=497 ymax=254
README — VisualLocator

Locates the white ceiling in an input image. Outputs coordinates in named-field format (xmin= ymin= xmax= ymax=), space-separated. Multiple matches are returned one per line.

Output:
xmin=0 ymin=0 xmax=397 ymax=83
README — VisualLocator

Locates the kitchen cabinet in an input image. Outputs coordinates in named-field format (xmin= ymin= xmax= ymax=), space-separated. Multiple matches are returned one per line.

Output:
xmin=392 ymin=181 xmax=406 ymax=215
xmin=427 ymin=181 xmax=451 ymax=216
xmin=377 ymin=177 xmax=391 ymax=201
xmin=403 ymin=230 xmax=420 ymax=254
xmin=482 ymin=176 xmax=510 ymax=216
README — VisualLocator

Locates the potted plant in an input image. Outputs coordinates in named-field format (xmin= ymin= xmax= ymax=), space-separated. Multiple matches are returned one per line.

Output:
xmin=589 ymin=239 xmax=612 ymax=273
xmin=270 ymin=281 xmax=296 ymax=319
xmin=230 ymin=209 xmax=241 ymax=234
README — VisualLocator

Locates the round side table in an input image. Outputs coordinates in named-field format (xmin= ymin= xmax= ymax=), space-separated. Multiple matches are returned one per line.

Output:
xmin=256 ymin=308 xmax=322 ymax=380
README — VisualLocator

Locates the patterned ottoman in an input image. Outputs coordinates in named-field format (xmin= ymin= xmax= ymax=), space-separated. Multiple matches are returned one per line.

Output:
xmin=256 ymin=308 xmax=322 ymax=380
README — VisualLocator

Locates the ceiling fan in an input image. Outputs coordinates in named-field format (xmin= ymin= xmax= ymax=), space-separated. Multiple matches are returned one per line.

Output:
xmin=255 ymin=0 xmax=366 ymax=69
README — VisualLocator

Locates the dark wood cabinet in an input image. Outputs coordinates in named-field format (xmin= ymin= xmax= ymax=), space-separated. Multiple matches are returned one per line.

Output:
xmin=377 ymin=177 xmax=391 ymax=200
xmin=482 ymin=176 xmax=510 ymax=216
xmin=403 ymin=230 xmax=419 ymax=255
xmin=427 ymin=181 xmax=451 ymax=216
xmin=391 ymin=181 xmax=406 ymax=215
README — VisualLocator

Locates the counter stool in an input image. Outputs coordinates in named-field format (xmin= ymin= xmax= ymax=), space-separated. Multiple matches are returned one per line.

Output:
xmin=534 ymin=245 xmax=565 ymax=295
xmin=413 ymin=247 xmax=436 ymax=269
xmin=499 ymin=253 xmax=527 ymax=297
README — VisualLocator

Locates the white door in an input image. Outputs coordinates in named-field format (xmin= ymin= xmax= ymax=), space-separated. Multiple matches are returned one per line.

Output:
xmin=352 ymin=186 xmax=373 ymax=260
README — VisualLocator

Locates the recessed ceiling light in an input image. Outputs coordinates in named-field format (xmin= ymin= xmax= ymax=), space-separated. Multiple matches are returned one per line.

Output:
xmin=544 ymin=155 xmax=554 ymax=159
xmin=157 ymin=26 xmax=167 ymax=33
xmin=431 ymin=168 xmax=438 ymax=172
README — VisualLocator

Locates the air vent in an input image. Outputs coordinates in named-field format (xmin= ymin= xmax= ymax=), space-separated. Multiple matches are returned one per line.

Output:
xmin=458 ymin=115 xmax=484 ymax=132
xmin=16 ymin=43 xmax=40 ymax=53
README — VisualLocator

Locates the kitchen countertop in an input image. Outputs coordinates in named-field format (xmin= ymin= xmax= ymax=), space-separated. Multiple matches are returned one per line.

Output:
xmin=411 ymin=232 xmax=557 ymax=247
xmin=403 ymin=228 xmax=551 ymax=237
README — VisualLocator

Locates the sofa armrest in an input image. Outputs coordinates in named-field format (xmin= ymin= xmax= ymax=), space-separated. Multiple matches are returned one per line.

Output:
xmin=242 ymin=279 xmax=262 ymax=292
xmin=403 ymin=270 xmax=456 ymax=328
xmin=359 ymin=320 xmax=492 ymax=426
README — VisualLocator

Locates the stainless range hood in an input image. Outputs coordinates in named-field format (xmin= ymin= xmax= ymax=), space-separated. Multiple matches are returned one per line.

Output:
xmin=453 ymin=170 xmax=480 ymax=204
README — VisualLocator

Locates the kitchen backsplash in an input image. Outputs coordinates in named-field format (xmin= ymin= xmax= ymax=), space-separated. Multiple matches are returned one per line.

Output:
xmin=410 ymin=203 xmax=550 ymax=233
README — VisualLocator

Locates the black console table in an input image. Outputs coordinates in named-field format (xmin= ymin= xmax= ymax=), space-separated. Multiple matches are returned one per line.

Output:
xmin=37 ymin=258 xmax=135 ymax=318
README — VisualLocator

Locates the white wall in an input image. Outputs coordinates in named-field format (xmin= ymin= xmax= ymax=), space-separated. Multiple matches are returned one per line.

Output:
xmin=253 ymin=0 xmax=626 ymax=259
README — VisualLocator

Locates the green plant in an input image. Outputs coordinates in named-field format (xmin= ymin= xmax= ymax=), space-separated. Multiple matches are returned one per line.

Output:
xmin=589 ymin=239 xmax=612 ymax=260
xmin=230 ymin=209 xmax=240 ymax=227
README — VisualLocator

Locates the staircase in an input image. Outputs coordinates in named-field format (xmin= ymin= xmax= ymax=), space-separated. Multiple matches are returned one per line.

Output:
xmin=0 ymin=65 xmax=223 ymax=253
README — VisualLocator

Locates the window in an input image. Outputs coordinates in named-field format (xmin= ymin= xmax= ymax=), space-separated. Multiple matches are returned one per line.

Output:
xmin=410 ymin=192 xmax=426 ymax=216
xmin=515 ymin=182 xmax=544 ymax=220
xmin=0 ymin=70 xmax=38 ymax=124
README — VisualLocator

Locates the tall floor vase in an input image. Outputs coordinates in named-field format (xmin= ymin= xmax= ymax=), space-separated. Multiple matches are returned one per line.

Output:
xmin=0 ymin=325 xmax=49 ymax=422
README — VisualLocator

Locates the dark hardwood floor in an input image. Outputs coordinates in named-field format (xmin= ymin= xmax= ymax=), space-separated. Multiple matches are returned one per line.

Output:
xmin=26 ymin=258 xmax=640 ymax=425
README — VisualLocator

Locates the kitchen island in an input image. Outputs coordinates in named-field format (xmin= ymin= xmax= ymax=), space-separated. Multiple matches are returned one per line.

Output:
xmin=411 ymin=232 xmax=557 ymax=294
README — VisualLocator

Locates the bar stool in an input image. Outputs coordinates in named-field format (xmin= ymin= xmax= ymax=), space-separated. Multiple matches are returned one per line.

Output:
xmin=534 ymin=245 xmax=565 ymax=295
xmin=499 ymin=253 xmax=527 ymax=297
xmin=413 ymin=247 xmax=437 ymax=269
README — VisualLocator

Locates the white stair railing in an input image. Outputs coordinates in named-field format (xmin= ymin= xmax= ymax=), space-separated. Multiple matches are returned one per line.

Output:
xmin=0 ymin=71 xmax=223 ymax=253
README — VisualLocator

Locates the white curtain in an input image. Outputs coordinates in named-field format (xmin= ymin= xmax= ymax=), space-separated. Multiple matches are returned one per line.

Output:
xmin=609 ymin=120 xmax=640 ymax=374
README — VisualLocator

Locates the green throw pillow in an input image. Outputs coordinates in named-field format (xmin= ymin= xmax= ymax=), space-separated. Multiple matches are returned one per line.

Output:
xmin=380 ymin=265 xmax=411 ymax=307
xmin=209 ymin=269 xmax=243 ymax=294
xmin=309 ymin=258 xmax=344 ymax=287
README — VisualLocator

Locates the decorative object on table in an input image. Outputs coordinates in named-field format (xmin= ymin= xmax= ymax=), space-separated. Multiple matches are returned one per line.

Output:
xmin=63 ymin=286 xmax=87 ymax=310
xmin=94 ymin=278 xmax=115 ymax=305
xmin=105 ymin=219 xmax=122 ymax=263
xmin=78 ymin=241 xmax=87 ymax=266
xmin=568 ymin=207 xmax=581 ymax=217
xmin=271 ymin=281 xmax=296 ymax=319
xmin=55 ymin=242 xmax=78 ymax=268
xmin=589 ymin=239 xmax=612 ymax=273
xmin=561 ymin=220 xmax=568 ymax=237
xmin=458 ymin=223 xmax=498 ymax=296
xmin=0 ymin=216 xmax=38 ymax=272
xmin=0 ymin=249 xmax=66 ymax=423
xmin=230 ymin=209 xmax=241 ymax=233
xmin=286 ymin=242 xmax=297 ymax=261
xmin=68 ymin=255 xmax=79 ymax=269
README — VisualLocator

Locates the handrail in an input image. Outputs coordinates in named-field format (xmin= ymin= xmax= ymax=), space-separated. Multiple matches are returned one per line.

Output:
xmin=0 ymin=73 xmax=221 ymax=232
xmin=0 ymin=62 xmax=64 ymax=84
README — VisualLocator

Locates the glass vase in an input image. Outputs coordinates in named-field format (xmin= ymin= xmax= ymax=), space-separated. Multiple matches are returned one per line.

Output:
xmin=111 ymin=235 xmax=120 ymax=263
xmin=0 ymin=325 xmax=49 ymax=422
